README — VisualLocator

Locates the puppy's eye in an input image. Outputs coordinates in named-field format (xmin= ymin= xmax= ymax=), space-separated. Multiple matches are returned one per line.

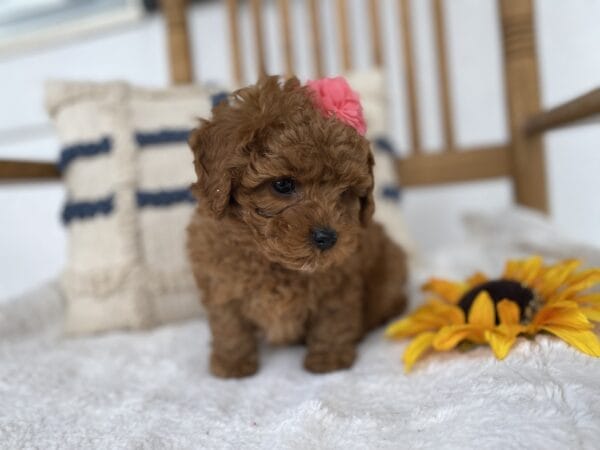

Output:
xmin=271 ymin=178 xmax=296 ymax=195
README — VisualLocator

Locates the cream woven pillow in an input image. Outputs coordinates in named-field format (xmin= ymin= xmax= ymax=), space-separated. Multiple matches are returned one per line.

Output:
xmin=46 ymin=81 xmax=226 ymax=334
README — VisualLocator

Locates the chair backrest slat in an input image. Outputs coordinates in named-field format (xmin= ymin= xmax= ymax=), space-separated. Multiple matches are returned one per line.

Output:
xmin=368 ymin=0 xmax=383 ymax=66
xmin=337 ymin=0 xmax=352 ymax=71
xmin=433 ymin=0 xmax=455 ymax=150
xmin=308 ymin=0 xmax=325 ymax=77
xmin=499 ymin=0 xmax=548 ymax=211
xmin=161 ymin=0 xmax=194 ymax=84
xmin=399 ymin=0 xmax=421 ymax=154
xmin=250 ymin=0 xmax=267 ymax=77
xmin=277 ymin=0 xmax=295 ymax=77
xmin=226 ymin=0 xmax=243 ymax=85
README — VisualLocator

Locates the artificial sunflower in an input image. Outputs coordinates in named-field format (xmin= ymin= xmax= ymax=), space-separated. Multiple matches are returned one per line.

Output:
xmin=386 ymin=256 xmax=600 ymax=372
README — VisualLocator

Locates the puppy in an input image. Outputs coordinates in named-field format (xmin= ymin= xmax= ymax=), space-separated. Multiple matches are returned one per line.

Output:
xmin=187 ymin=76 xmax=407 ymax=378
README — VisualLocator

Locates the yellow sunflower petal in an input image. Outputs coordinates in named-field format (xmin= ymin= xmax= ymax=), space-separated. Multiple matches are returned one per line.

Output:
xmin=386 ymin=317 xmax=430 ymax=338
xmin=485 ymin=326 xmax=520 ymax=360
xmin=565 ymin=268 xmax=600 ymax=286
xmin=572 ymin=293 xmax=600 ymax=306
xmin=432 ymin=325 xmax=476 ymax=351
xmin=503 ymin=259 xmax=521 ymax=279
xmin=386 ymin=301 xmax=466 ymax=338
xmin=532 ymin=302 xmax=593 ymax=331
xmin=387 ymin=300 xmax=467 ymax=338
xmin=467 ymin=272 xmax=488 ymax=287
xmin=386 ymin=316 xmax=438 ymax=338
xmin=570 ymin=271 xmax=600 ymax=290
xmin=535 ymin=259 xmax=582 ymax=298
xmin=424 ymin=301 xmax=465 ymax=325
xmin=579 ymin=306 xmax=600 ymax=322
xmin=541 ymin=326 xmax=600 ymax=357
xmin=422 ymin=278 xmax=467 ymax=304
xmin=520 ymin=255 xmax=544 ymax=285
xmin=497 ymin=299 xmax=520 ymax=325
xmin=554 ymin=270 xmax=600 ymax=302
xmin=468 ymin=291 xmax=495 ymax=328
xmin=504 ymin=256 xmax=545 ymax=283
xmin=403 ymin=332 xmax=436 ymax=372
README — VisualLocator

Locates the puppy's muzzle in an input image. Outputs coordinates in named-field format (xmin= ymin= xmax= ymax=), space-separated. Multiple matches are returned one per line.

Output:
xmin=311 ymin=227 xmax=338 ymax=251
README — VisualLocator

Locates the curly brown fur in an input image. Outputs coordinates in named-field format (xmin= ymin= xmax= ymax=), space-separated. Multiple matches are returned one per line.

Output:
xmin=187 ymin=76 xmax=407 ymax=378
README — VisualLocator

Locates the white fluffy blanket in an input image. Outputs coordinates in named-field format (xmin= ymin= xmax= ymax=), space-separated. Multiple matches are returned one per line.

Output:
xmin=2 ymin=209 xmax=600 ymax=449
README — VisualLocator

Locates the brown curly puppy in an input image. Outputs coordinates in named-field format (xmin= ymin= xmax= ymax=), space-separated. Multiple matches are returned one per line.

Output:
xmin=187 ymin=76 xmax=407 ymax=378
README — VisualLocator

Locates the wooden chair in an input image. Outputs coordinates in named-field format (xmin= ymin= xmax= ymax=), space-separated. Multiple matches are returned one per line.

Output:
xmin=1 ymin=0 xmax=599 ymax=215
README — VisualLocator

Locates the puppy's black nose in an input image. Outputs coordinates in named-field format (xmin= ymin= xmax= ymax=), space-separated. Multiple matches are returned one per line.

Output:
xmin=311 ymin=227 xmax=337 ymax=251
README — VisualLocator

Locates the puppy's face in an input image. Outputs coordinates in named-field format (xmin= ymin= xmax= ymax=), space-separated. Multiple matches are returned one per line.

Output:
xmin=190 ymin=77 xmax=374 ymax=272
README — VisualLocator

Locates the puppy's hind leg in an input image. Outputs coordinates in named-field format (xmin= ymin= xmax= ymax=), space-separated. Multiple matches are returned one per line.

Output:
xmin=363 ymin=233 xmax=408 ymax=331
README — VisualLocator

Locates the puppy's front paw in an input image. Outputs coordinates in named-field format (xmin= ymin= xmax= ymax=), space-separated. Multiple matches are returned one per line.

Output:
xmin=304 ymin=346 xmax=356 ymax=373
xmin=210 ymin=351 xmax=258 ymax=378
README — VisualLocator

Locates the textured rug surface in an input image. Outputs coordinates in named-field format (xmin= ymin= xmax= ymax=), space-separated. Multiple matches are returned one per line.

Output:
xmin=1 ymin=208 xmax=600 ymax=449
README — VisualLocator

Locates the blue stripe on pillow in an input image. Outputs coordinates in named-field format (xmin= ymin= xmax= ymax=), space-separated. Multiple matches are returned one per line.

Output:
xmin=373 ymin=136 xmax=397 ymax=155
xmin=380 ymin=184 xmax=402 ymax=201
xmin=211 ymin=91 xmax=229 ymax=108
xmin=136 ymin=188 xmax=196 ymax=207
xmin=59 ymin=136 xmax=112 ymax=172
xmin=62 ymin=195 xmax=114 ymax=224
xmin=135 ymin=129 xmax=191 ymax=147
xmin=62 ymin=188 xmax=197 ymax=225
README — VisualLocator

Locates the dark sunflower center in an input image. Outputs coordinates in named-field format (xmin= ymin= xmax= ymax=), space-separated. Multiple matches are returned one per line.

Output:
xmin=458 ymin=279 xmax=535 ymax=323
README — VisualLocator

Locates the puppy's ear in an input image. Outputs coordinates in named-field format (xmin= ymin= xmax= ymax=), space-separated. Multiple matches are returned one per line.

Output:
xmin=188 ymin=75 xmax=300 ymax=218
xmin=189 ymin=118 xmax=254 ymax=219
xmin=360 ymin=151 xmax=376 ymax=226
xmin=189 ymin=120 xmax=229 ymax=218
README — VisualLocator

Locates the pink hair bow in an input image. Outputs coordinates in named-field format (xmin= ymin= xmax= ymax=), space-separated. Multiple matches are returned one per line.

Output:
xmin=306 ymin=77 xmax=367 ymax=136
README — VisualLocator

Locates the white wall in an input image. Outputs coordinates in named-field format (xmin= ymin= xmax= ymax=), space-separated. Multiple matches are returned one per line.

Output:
xmin=0 ymin=0 xmax=599 ymax=299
